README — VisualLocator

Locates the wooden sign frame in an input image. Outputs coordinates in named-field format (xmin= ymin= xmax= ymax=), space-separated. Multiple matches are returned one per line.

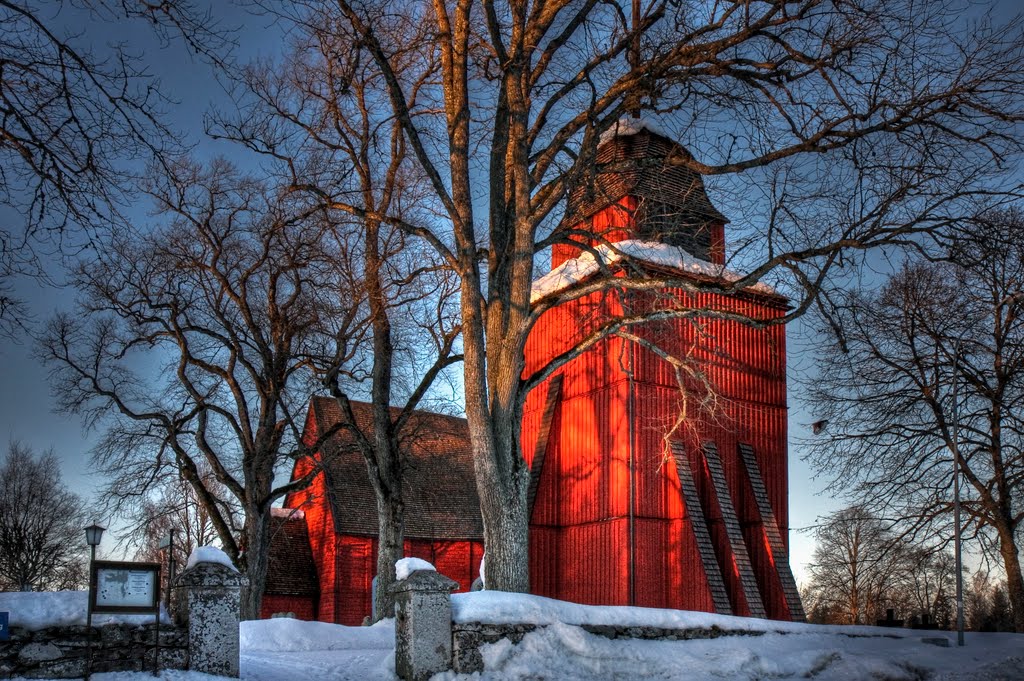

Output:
xmin=89 ymin=560 xmax=161 ymax=614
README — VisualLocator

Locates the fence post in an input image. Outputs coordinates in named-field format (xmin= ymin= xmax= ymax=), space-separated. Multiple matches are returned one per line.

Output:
xmin=391 ymin=570 xmax=458 ymax=681
xmin=174 ymin=561 xmax=247 ymax=678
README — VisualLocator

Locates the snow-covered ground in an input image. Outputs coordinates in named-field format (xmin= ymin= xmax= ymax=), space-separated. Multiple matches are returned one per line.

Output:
xmin=251 ymin=616 xmax=1022 ymax=681
xmin=0 ymin=590 xmax=170 ymax=628
xmin=435 ymin=622 xmax=1023 ymax=681
xmin=5 ymin=590 xmax=1022 ymax=680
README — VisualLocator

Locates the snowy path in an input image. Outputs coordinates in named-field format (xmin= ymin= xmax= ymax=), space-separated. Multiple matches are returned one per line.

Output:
xmin=241 ymin=649 xmax=394 ymax=681
xmin=239 ymin=619 xmax=395 ymax=680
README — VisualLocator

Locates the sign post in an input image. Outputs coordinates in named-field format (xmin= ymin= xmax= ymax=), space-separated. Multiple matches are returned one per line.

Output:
xmin=158 ymin=529 xmax=176 ymax=612
xmin=91 ymin=561 xmax=162 ymax=676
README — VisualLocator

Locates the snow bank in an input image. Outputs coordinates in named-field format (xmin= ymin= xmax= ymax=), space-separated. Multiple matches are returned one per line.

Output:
xmin=437 ymin=623 xmax=1013 ymax=681
xmin=531 ymin=240 xmax=774 ymax=304
xmin=185 ymin=545 xmax=237 ymax=572
xmin=395 ymin=557 xmax=435 ymax=581
xmin=444 ymin=592 xmax=1024 ymax=681
xmin=451 ymin=591 xmax=917 ymax=638
xmin=598 ymin=117 xmax=669 ymax=146
xmin=240 ymin=617 xmax=393 ymax=653
xmin=0 ymin=591 xmax=169 ymax=630
xmin=271 ymin=507 xmax=305 ymax=520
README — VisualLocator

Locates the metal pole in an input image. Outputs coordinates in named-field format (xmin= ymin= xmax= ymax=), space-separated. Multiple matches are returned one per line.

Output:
xmin=165 ymin=527 xmax=175 ymax=612
xmin=951 ymin=342 xmax=965 ymax=647
xmin=154 ymin=563 xmax=161 ymax=677
xmin=86 ymin=543 xmax=96 ymax=681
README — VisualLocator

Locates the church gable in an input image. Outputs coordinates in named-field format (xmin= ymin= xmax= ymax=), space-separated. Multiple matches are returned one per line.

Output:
xmin=308 ymin=397 xmax=483 ymax=541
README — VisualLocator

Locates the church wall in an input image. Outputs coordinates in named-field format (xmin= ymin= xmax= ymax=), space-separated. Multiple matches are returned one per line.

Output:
xmin=524 ymin=200 xmax=794 ymax=618
xmin=283 ymin=412 xmax=342 ymax=625
xmin=327 ymin=536 xmax=484 ymax=626
xmin=260 ymin=594 xmax=317 ymax=620
xmin=633 ymin=517 xmax=717 ymax=612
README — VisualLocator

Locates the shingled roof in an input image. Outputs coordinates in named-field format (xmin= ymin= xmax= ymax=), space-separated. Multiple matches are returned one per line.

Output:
xmin=565 ymin=126 xmax=727 ymax=260
xmin=308 ymin=397 xmax=483 ymax=541
xmin=264 ymin=514 xmax=319 ymax=596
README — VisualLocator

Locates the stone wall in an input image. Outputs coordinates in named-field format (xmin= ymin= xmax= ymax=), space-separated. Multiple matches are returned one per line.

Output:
xmin=451 ymin=621 xmax=767 ymax=674
xmin=0 ymin=622 xmax=187 ymax=679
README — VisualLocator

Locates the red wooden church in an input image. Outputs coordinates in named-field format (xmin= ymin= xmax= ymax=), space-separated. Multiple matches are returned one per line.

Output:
xmin=264 ymin=121 xmax=803 ymax=623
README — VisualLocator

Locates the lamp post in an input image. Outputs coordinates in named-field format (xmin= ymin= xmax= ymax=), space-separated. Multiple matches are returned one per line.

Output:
xmin=949 ymin=347 xmax=965 ymax=648
xmin=84 ymin=524 xmax=104 ymax=680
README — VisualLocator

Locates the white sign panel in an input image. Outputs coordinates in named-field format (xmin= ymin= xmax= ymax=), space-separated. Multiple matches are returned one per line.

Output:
xmin=96 ymin=567 xmax=157 ymax=608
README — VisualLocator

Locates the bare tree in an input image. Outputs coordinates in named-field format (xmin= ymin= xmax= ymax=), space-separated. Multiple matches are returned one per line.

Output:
xmin=265 ymin=0 xmax=1024 ymax=592
xmin=806 ymin=210 xmax=1024 ymax=631
xmin=0 ymin=0 xmax=231 ymax=334
xmin=133 ymin=471 xmax=226 ymax=565
xmin=803 ymin=506 xmax=909 ymax=625
xmin=966 ymin=572 xmax=1018 ymax=631
xmin=40 ymin=159 xmax=352 ymax=618
xmin=213 ymin=14 xmax=462 ymax=620
xmin=803 ymin=506 xmax=959 ymax=626
xmin=903 ymin=548 xmax=958 ymax=628
xmin=0 ymin=442 xmax=89 ymax=591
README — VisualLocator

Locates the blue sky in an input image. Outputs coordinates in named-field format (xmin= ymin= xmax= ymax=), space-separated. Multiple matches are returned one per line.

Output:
xmin=1 ymin=0 xmax=1020 ymax=579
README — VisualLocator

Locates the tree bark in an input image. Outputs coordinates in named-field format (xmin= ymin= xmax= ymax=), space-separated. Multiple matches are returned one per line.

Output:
xmin=373 ymin=493 xmax=405 ymax=621
xmin=995 ymin=523 xmax=1024 ymax=632
xmin=240 ymin=506 xmax=271 ymax=620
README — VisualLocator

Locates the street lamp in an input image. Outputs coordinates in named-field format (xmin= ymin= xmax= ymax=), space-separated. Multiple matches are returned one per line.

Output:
xmin=84 ymin=524 xmax=104 ymax=681
xmin=84 ymin=524 xmax=105 ymax=551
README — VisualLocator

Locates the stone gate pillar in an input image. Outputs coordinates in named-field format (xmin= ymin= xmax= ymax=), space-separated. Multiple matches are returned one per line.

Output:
xmin=173 ymin=560 xmax=247 ymax=678
xmin=391 ymin=570 xmax=458 ymax=681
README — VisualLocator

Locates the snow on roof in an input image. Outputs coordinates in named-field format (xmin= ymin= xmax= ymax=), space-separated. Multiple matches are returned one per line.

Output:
xmin=530 ymin=240 xmax=775 ymax=304
xmin=598 ymin=116 xmax=669 ymax=146
xmin=271 ymin=507 xmax=305 ymax=520
xmin=185 ymin=545 xmax=238 ymax=572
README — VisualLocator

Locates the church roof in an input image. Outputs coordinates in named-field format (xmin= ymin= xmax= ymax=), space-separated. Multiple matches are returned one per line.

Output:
xmin=566 ymin=122 xmax=727 ymax=228
xmin=308 ymin=397 xmax=483 ymax=541
xmin=264 ymin=514 xmax=319 ymax=596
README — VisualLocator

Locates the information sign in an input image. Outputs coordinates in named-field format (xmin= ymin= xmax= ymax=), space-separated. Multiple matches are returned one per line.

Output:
xmin=90 ymin=561 xmax=161 ymax=614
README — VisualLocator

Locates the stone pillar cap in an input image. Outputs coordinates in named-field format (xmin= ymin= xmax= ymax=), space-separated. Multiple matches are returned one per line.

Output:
xmin=389 ymin=570 xmax=459 ymax=594
xmin=174 ymin=561 xmax=249 ymax=588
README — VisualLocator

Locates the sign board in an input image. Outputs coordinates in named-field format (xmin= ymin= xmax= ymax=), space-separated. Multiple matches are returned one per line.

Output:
xmin=157 ymin=532 xmax=173 ymax=550
xmin=0 ymin=611 xmax=8 ymax=640
xmin=90 ymin=561 xmax=161 ymax=614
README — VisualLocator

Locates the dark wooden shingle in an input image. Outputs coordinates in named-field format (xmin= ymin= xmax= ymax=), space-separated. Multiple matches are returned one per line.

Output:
xmin=311 ymin=397 xmax=483 ymax=541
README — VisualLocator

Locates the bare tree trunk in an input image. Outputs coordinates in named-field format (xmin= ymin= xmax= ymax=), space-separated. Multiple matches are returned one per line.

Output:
xmin=995 ymin=524 xmax=1024 ymax=632
xmin=240 ymin=506 xmax=271 ymax=620
xmin=374 ymin=494 xmax=405 ymax=621
xmin=477 ymin=474 xmax=530 ymax=593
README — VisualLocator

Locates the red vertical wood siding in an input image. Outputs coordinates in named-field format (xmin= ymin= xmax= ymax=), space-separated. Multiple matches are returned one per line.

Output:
xmin=283 ymin=409 xmax=342 ymax=624
xmin=279 ymin=405 xmax=484 ymax=626
xmin=525 ymin=197 xmax=794 ymax=619
xmin=260 ymin=595 xmax=317 ymax=620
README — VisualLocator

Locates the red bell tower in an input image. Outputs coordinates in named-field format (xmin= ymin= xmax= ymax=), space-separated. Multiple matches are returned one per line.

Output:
xmin=522 ymin=121 xmax=804 ymax=621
